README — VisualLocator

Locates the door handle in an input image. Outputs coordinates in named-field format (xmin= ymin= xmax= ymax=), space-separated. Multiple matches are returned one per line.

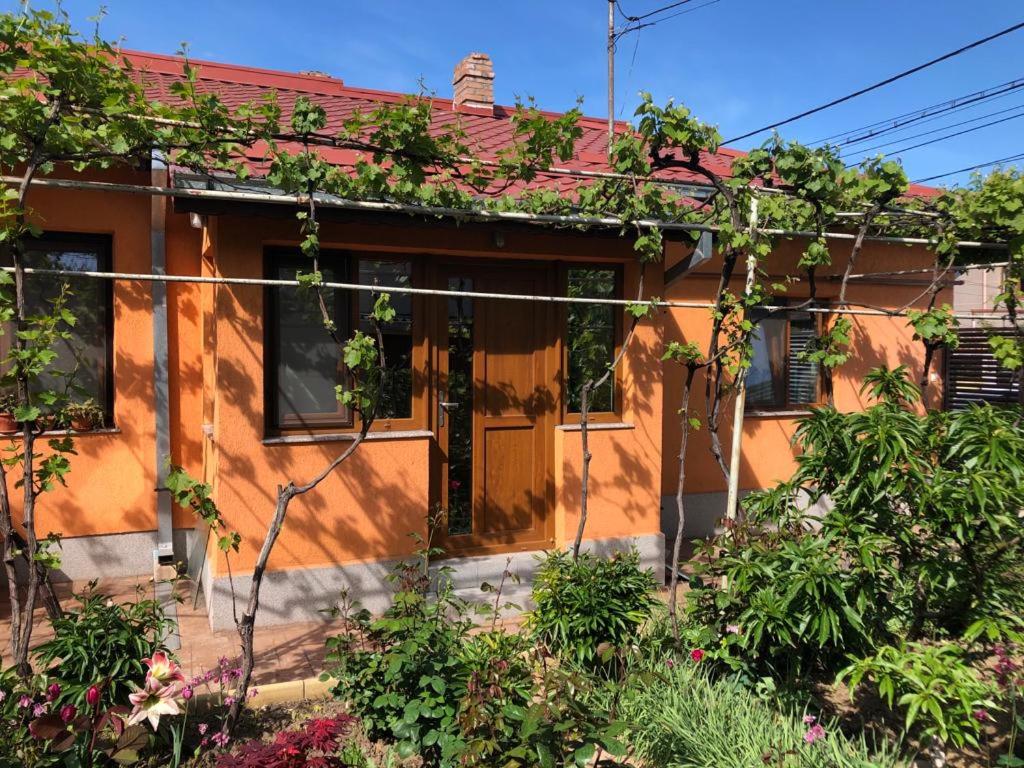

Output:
xmin=438 ymin=388 xmax=459 ymax=428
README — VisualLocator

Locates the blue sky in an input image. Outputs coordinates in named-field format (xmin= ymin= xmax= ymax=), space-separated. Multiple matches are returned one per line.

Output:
xmin=7 ymin=0 xmax=1024 ymax=186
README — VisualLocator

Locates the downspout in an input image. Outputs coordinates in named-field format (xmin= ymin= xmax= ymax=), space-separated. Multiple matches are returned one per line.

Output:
xmin=664 ymin=231 xmax=713 ymax=288
xmin=724 ymin=195 xmax=760 ymax=526
xmin=151 ymin=151 xmax=174 ymax=564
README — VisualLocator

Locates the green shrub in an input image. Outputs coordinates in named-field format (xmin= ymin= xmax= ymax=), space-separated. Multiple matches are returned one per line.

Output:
xmin=687 ymin=372 xmax=1024 ymax=682
xmin=621 ymin=657 xmax=907 ymax=768
xmin=527 ymin=548 xmax=657 ymax=667
xmin=839 ymin=642 xmax=997 ymax=749
xmin=325 ymin=554 xmax=629 ymax=768
xmin=33 ymin=583 xmax=174 ymax=709
xmin=324 ymin=560 xmax=472 ymax=766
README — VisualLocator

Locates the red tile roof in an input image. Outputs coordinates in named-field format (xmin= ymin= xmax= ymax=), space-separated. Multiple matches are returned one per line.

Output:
xmin=124 ymin=49 xmax=938 ymax=199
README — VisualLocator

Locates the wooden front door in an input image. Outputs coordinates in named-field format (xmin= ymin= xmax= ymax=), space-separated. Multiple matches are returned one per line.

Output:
xmin=434 ymin=263 xmax=556 ymax=553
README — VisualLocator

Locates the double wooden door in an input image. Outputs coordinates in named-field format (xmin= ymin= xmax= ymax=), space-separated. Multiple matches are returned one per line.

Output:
xmin=434 ymin=263 xmax=557 ymax=554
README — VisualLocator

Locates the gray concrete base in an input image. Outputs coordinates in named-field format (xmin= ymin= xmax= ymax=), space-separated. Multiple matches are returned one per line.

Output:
xmin=201 ymin=533 xmax=666 ymax=630
xmin=660 ymin=490 xmax=834 ymax=543
xmin=12 ymin=528 xmax=194 ymax=584
xmin=661 ymin=491 xmax=735 ymax=540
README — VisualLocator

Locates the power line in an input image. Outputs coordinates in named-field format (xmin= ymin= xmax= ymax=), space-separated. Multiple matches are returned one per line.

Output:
xmin=913 ymin=152 xmax=1024 ymax=183
xmin=614 ymin=0 xmax=720 ymax=39
xmin=860 ymin=110 xmax=1024 ymax=162
xmin=840 ymin=102 xmax=1024 ymax=158
xmin=723 ymin=20 xmax=1024 ymax=144
xmin=616 ymin=0 xmax=699 ymax=23
xmin=822 ymin=79 xmax=1024 ymax=148
xmin=812 ymin=76 xmax=1024 ymax=145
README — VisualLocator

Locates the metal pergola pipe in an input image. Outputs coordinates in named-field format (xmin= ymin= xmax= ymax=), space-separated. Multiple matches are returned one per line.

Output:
xmin=1 ymin=266 xmax=1011 ymax=322
xmin=2 ymin=175 xmax=1008 ymax=251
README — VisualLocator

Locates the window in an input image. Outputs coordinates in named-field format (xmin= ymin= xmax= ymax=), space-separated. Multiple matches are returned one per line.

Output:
xmin=358 ymin=259 xmax=413 ymax=420
xmin=565 ymin=266 xmax=619 ymax=416
xmin=746 ymin=307 xmax=820 ymax=411
xmin=267 ymin=250 xmax=415 ymax=431
xmin=1 ymin=234 xmax=114 ymax=423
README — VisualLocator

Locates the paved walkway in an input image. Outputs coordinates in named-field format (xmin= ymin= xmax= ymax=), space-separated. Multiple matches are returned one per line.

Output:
xmin=0 ymin=576 xmax=336 ymax=685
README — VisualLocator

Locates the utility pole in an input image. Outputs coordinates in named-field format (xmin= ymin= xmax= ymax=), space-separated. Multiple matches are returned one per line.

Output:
xmin=607 ymin=0 xmax=615 ymax=160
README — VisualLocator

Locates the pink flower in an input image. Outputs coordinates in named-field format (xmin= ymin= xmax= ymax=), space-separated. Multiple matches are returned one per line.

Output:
xmin=803 ymin=715 xmax=817 ymax=725
xmin=0 ymin=690 xmax=6 ymax=704
xmin=665 ymin=658 xmax=675 ymax=669
xmin=974 ymin=709 xmax=990 ymax=722
xmin=198 ymin=723 xmax=209 ymax=735
xmin=804 ymin=723 xmax=826 ymax=744
xmin=60 ymin=704 xmax=77 ymax=723
xmin=247 ymin=688 xmax=259 ymax=699
xmin=726 ymin=624 xmax=741 ymax=635
xmin=86 ymin=686 xmax=101 ymax=708
xmin=33 ymin=703 xmax=47 ymax=717
xmin=690 ymin=649 xmax=705 ymax=663
xmin=19 ymin=694 xmax=32 ymax=709
xmin=181 ymin=687 xmax=193 ymax=700
xmin=127 ymin=678 xmax=183 ymax=730
xmin=143 ymin=652 xmax=185 ymax=687
xmin=211 ymin=731 xmax=230 ymax=747
xmin=46 ymin=683 xmax=61 ymax=702
xmin=224 ymin=696 xmax=235 ymax=706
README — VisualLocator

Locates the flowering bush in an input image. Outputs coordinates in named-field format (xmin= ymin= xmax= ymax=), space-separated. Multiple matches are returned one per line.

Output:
xmin=215 ymin=715 xmax=356 ymax=768
xmin=33 ymin=585 xmax=175 ymax=709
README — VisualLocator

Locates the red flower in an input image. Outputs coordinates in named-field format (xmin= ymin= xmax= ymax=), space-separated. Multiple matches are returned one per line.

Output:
xmin=86 ymin=685 xmax=101 ymax=708
xmin=46 ymin=683 xmax=61 ymax=702
xmin=60 ymin=704 xmax=77 ymax=723
xmin=690 ymin=648 xmax=705 ymax=663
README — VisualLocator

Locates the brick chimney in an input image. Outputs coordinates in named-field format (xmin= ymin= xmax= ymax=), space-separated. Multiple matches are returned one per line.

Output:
xmin=452 ymin=53 xmax=494 ymax=113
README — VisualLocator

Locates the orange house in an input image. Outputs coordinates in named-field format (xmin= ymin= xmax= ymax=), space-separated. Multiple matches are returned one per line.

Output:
xmin=6 ymin=50 xmax=949 ymax=629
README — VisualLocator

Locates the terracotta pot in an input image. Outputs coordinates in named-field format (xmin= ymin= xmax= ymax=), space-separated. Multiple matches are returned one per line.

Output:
xmin=0 ymin=412 xmax=17 ymax=434
xmin=71 ymin=417 xmax=94 ymax=432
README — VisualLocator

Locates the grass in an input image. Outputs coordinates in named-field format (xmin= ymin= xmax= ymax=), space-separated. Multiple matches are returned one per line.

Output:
xmin=620 ymin=658 xmax=908 ymax=768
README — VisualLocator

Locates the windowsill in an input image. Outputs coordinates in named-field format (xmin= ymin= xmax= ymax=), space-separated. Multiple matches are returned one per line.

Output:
xmin=262 ymin=429 xmax=434 ymax=446
xmin=556 ymin=422 xmax=635 ymax=432
xmin=745 ymin=409 xmax=814 ymax=418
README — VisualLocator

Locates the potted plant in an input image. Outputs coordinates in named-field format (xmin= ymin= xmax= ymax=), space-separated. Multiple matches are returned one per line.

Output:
xmin=0 ymin=392 xmax=17 ymax=434
xmin=63 ymin=399 xmax=104 ymax=432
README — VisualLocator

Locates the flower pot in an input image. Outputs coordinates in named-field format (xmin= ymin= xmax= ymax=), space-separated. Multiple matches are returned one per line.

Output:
xmin=71 ymin=417 xmax=95 ymax=432
xmin=0 ymin=412 xmax=17 ymax=434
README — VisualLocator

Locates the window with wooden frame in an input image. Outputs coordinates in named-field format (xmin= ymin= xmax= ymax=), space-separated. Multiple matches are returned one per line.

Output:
xmin=563 ymin=265 xmax=622 ymax=422
xmin=1 ymin=233 xmax=115 ymax=425
xmin=746 ymin=306 xmax=821 ymax=411
xmin=265 ymin=248 xmax=420 ymax=433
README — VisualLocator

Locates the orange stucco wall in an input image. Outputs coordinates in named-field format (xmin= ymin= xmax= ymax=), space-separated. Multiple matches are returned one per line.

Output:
xmin=660 ymin=238 xmax=952 ymax=498
xmin=202 ymin=213 xmax=663 ymax=577
xmin=11 ymin=169 xmax=165 ymax=540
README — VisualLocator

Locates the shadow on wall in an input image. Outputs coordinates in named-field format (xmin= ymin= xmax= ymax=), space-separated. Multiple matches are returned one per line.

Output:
xmin=660 ymin=299 xmax=942 ymax=547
